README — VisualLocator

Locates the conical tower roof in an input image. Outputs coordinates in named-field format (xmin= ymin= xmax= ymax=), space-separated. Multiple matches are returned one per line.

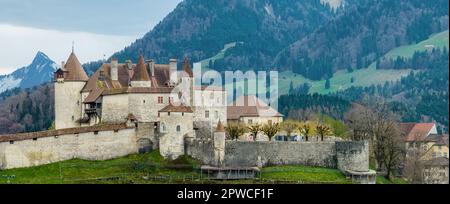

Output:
xmin=216 ymin=120 xmax=225 ymax=132
xmin=64 ymin=52 xmax=89 ymax=81
xmin=183 ymin=57 xmax=193 ymax=78
xmin=132 ymin=55 xmax=150 ymax=81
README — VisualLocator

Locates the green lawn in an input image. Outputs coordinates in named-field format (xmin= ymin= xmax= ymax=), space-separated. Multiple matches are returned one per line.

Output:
xmin=1 ymin=151 xmax=358 ymax=184
xmin=0 ymin=151 xmax=200 ymax=184
xmin=3 ymin=151 xmax=415 ymax=184
xmin=261 ymin=165 xmax=352 ymax=184
xmin=376 ymin=176 xmax=409 ymax=184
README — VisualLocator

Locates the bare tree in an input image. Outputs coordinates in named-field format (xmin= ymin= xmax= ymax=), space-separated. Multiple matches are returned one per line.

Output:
xmin=225 ymin=122 xmax=247 ymax=141
xmin=298 ymin=122 xmax=315 ymax=142
xmin=281 ymin=120 xmax=298 ymax=141
xmin=247 ymin=123 xmax=261 ymax=141
xmin=262 ymin=123 xmax=281 ymax=141
xmin=316 ymin=124 xmax=333 ymax=142
xmin=345 ymin=97 xmax=405 ymax=180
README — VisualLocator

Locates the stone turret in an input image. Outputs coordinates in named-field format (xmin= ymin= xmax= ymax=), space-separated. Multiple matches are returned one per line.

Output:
xmin=214 ymin=120 xmax=226 ymax=167
xmin=54 ymin=51 xmax=89 ymax=130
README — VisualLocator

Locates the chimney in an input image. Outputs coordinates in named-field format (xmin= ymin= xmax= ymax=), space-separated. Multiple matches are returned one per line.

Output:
xmin=148 ymin=59 xmax=155 ymax=76
xmin=169 ymin=59 xmax=177 ymax=84
xmin=111 ymin=58 xmax=118 ymax=81
xmin=61 ymin=61 xmax=66 ymax=70
xmin=124 ymin=60 xmax=131 ymax=70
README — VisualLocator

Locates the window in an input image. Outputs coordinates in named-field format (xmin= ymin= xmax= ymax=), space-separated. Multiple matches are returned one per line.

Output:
xmin=33 ymin=138 xmax=38 ymax=141
xmin=176 ymin=125 xmax=181 ymax=132
xmin=9 ymin=140 xmax=14 ymax=144
xmin=158 ymin=96 xmax=164 ymax=104
xmin=72 ymin=116 xmax=75 ymax=121
xmin=160 ymin=123 xmax=167 ymax=133
xmin=248 ymin=119 xmax=253 ymax=124
xmin=143 ymin=100 xmax=146 ymax=104
xmin=205 ymin=110 xmax=210 ymax=118
xmin=169 ymin=97 xmax=174 ymax=103
xmin=94 ymin=131 xmax=99 ymax=135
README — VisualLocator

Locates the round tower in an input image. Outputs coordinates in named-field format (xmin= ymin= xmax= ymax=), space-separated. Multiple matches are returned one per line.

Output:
xmin=54 ymin=51 xmax=89 ymax=130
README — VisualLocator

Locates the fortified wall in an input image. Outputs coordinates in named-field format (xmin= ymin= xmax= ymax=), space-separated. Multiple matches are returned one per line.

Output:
xmin=1 ymin=121 xmax=370 ymax=176
xmin=185 ymin=138 xmax=369 ymax=173
xmin=0 ymin=124 xmax=138 ymax=169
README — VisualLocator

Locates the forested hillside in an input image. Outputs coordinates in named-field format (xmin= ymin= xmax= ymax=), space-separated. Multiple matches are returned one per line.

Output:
xmin=0 ymin=84 xmax=54 ymax=134
xmin=335 ymin=48 xmax=449 ymax=132
xmin=110 ymin=0 xmax=335 ymax=73
xmin=275 ymin=0 xmax=449 ymax=80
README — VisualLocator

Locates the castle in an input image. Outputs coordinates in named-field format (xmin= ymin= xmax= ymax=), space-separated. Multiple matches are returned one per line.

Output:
xmin=54 ymin=51 xmax=226 ymax=132
xmin=0 ymin=51 xmax=375 ymax=183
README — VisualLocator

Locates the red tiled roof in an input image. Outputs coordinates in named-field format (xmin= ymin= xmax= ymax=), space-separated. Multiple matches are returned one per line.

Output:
xmin=182 ymin=57 xmax=193 ymax=78
xmin=84 ymin=89 xmax=103 ymax=103
xmin=132 ymin=55 xmax=150 ymax=81
xmin=159 ymin=103 xmax=193 ymax=113
xmin=0 ymin=124 xmax=131 ymax=143
xmin=63 ymin=52 xmax=89 ymax=81
xmin=400 ymin=123 xmax=436 ymax=142
xmin=227 ymin=95 xmax=283 ymax=120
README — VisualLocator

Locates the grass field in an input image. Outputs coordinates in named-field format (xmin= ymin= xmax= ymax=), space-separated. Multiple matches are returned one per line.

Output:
xmin=0 ymin=151 xmax=410 ymax=184
xmin=279 ymin=30 xmax=449 ymax=95
xmin=199 ymin=42 xmax=243 ymax=68
xmin=383 ymin=30 xmax=449 ymax=60
xmin=0 ymin=151 xmax=357 ymax=184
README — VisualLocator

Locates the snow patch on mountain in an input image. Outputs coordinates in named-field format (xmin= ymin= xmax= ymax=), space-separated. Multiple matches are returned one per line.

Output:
xmin=0 ymin=51 xmax=58 ymax=94
xmin=0 ymin=75 xmax=22 ymax=93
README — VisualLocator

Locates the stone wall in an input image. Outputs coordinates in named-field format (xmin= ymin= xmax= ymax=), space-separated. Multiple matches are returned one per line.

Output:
xmin=223 ymin=141 xmax=338 ymax=168
xmin=0 ymin=127 xmax=137 ymax=170
xmin=217 ymin=140 xmax=370 ymax=172
xmin=102 ymin=94 xmax=130 ymax=123
xmin=185 ymin=138 xmax=216 ymax=166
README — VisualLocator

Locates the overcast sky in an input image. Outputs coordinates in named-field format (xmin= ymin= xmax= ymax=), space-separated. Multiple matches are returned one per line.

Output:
xmin=0 ymin=0 xmax=182 ymax=75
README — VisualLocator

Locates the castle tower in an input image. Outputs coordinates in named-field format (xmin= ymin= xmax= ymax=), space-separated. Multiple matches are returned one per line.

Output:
xmin=158 ymin=104 xmax=194 ymax=160
xmin=131 ymin=55 xmax=151 ymax=87
xmin=54 ymin=51 xmax=89 ymax=130
xmin=181 ymin=57 xmax=194 ymax=106
xmin=214 ymin=120 xmax=226 ymax=167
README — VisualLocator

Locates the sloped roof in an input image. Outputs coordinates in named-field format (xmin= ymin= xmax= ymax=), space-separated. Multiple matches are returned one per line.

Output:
xmin=63 ymin=52 xmax=89 ymax=81
xmin=182 ymin=57 xmax=193 ymax=78
xmin=159 ymin=103 xmax=193 ymax=113
xmin=0 ymin=124 xmax=130 ymax=143
xmin=84 ymin=89 xmax=104 ymax=103
xmin=227 ymin=95 xmax=283 ymax=120
xmin=400 ymin=123 xmax=436 ymax=142
xmin=131 ymin=55 xmax=150 ymax=81
xmin=216 ymin=120 xmax=225 ymax=132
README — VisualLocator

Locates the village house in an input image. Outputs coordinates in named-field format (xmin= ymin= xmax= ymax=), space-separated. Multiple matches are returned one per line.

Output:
xmin=227 ymin=95 xmax=283 ymax=141
xmin=400 ymin=123 xmax=449 ymax=184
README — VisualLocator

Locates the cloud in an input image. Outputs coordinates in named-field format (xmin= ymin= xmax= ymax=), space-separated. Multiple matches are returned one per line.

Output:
xmin=0 ymin=24 xmax=137 ymax=75
xmin=0 ymin=0 xmax=182 ymax=35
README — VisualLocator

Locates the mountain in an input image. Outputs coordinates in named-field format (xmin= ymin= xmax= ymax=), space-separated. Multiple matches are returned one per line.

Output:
xmin=111 ymin=0 xmax=336 ymax=72
xmin=275 ymin=0 xmax=449 ymax=80
xmin=0 ymin=51 xmax=59 ymax=93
